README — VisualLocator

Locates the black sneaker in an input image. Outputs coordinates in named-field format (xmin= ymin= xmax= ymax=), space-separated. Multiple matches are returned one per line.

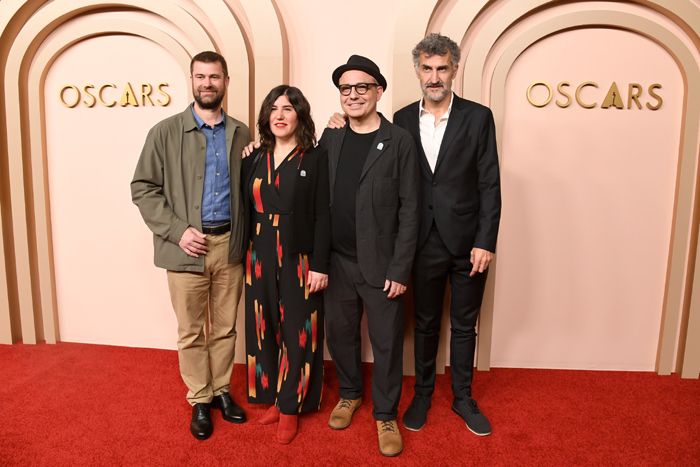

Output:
xmin=451 ymin=398 xmax=492 ymax=436
xmin=403 ymin=395 xmax=431 ymax=431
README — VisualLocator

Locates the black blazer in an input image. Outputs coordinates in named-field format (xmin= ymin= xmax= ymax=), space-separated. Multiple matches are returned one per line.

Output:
xmin=393 ymin=94 xmax=501 ymax=255
xmin=319 ymin=114 xmax=420 ymax=287
xmin=242 ymin=145 xmax=330 ymax=274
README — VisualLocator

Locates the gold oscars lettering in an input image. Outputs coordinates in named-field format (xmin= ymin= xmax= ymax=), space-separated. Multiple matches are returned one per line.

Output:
xmin=526 ymin=81 xmax=663 ymax=110
xmin=59 ymin=82 xmax=171 ymax=108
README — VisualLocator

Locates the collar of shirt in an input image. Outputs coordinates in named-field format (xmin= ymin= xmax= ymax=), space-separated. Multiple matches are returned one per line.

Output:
xmin=418 ymin=93 xmax=454 ymax=172
xmin=191 ymin=104 xmax=225 ymax=129
xmin=419 ymin=92 xmax=454 ymax=122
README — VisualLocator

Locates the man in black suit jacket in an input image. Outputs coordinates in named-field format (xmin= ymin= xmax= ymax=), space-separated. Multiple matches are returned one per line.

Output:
xmin=393 ymin=34 xmax=501 ymax=436
xmin=320 ymin=55 xmax=419 ymax=457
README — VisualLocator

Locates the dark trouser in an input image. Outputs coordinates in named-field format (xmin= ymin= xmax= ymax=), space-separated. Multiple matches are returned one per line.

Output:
xmin=412 ymin=225 xmax=486 ymax=400
xmin=245 ymin=211 xmax=324 ymax=414
xmin=325 ymin=252 xmax=404 ymax=421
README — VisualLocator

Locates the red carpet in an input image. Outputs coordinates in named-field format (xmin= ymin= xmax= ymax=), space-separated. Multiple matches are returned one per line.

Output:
xmin=0 ymin=343 xmax=698 ymax=466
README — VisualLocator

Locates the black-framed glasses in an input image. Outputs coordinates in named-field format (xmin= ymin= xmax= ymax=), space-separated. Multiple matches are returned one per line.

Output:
xmin=338 ymin=82 xmax=378 ymax=96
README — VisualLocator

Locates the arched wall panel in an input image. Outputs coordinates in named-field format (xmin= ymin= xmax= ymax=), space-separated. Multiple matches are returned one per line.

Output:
xmin=30 ymin=14 xmax=197 ymax=345
xmin=496 ymin=27 xmax=683 ymax=369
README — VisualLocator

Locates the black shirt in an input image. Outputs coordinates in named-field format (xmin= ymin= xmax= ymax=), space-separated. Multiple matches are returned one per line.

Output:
xmin=331 ymin=126 xmax=378 ymax=259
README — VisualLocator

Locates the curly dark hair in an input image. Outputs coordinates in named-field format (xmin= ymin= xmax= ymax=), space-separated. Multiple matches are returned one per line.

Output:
xmin=412 ymin=33 xmax=461 ymax=68
xmin=257 ymin=85 xmax=316 ymax=152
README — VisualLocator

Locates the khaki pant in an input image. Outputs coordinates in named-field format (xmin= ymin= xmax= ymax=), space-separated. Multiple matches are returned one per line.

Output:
xmin=167 ymin=231 xmax=243 ymax=405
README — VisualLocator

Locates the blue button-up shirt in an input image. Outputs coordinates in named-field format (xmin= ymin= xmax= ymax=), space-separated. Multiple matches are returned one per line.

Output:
xmin=192 ymin=107 xmax=231 ymax=225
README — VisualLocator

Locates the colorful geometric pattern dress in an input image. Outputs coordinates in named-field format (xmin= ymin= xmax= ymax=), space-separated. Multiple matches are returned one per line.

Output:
xmin=245 ymin=147 xmax=324 ymax=414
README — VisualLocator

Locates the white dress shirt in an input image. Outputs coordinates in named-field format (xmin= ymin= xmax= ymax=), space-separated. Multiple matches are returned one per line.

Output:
xmin=418 ymin=93 xmax=454 ymax=172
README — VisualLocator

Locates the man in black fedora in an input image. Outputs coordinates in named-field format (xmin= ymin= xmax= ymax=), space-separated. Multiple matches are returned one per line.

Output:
xmin=319 ymin=55 xmax=419 ymax=457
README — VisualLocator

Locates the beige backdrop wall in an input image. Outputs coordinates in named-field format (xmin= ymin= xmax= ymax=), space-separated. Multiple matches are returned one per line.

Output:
xmin=1 ymin=0 xmax=699 ymax=378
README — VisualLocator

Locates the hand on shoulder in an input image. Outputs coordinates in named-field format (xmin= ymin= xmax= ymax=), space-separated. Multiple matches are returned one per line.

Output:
xmin=242 ymin=141 xmax=261 ymax=158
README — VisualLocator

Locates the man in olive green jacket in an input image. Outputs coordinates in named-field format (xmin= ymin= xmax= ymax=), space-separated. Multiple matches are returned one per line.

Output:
xmin=131 ymin=51 xmax=250 ymax=441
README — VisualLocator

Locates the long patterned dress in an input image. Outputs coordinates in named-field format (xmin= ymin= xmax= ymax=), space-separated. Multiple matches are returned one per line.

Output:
xmin=245 ymin=147 xmax=324 ymax=414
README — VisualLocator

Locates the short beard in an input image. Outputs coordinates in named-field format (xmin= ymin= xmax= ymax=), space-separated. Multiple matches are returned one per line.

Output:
xmin=194 ymin=92 xmax=224 ymax=110
xmin=422 ymin=85 xmax=450 ymax=103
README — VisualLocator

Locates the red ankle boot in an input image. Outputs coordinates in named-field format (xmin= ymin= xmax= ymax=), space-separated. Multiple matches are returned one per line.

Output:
xmin=257 ymin=405 xmax=280 ymax=425
xmin=276 ymin=414 xmax=298 ymax=444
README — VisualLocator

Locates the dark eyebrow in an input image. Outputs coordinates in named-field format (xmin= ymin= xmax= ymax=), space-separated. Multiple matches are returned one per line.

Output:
xmin=421 ymin=64 xmax=450 ymax=71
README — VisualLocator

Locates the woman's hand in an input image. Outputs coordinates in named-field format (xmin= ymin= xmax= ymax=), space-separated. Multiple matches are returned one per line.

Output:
xmin=307 ymin=271 xmax=328 ymax=293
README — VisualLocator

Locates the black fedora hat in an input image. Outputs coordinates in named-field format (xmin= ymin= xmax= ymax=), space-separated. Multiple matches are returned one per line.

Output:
xmin=332 ymin=55 xmax=387 ymax=91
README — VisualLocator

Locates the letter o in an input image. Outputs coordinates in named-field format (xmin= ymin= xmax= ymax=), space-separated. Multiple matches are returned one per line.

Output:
xmin=59 ymin=85 xmax=80 ymax=108
xmin=526 ymin=82 xmax=552 ymax=108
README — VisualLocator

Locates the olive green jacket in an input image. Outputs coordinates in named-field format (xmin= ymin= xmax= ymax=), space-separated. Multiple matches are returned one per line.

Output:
xmin=131 ymin=105 xmax=250 ymax=272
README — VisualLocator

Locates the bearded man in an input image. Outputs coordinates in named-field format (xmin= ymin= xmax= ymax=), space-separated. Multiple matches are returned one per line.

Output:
xmin=131 ymin=51 xmax=250 ymax=440
xmin=393 ymin=34 xmax=501 ymax=436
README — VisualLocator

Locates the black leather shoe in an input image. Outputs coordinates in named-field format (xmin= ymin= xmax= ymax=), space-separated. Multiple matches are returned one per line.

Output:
xmin=190 ymin=403 xmax=213 ymax=440
xmin=451 ymin=398 xmax=492 ymax=436
xmin=403 ymin=395 xmax=431 ymax=431
xmin=212 ymin=392 xmax=247 ymax=423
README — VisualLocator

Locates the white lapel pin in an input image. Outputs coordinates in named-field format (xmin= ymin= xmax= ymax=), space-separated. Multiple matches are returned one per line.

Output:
xmin=300 ymin=170 xmax=307 ymax=177
xmin=377 ymin=142 xmax=384 ymax=150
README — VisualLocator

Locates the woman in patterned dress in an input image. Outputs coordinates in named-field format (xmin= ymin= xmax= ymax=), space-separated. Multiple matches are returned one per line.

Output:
xmin=243 ymin=85 xmax=330 ymax=444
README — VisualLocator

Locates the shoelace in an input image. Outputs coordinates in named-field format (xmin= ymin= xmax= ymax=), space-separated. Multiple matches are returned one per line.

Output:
xmin=338 ymin=399 xmax=354 ymax=410
xmin=379 ymin=421 xmax=396 ymax=433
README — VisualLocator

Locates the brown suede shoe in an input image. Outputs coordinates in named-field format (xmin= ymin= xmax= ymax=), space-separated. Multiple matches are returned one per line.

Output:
xmin=328 ymin=397 xmax=362 ymax=430
xmin=376 ymin=420 xmax=403 ymax=457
